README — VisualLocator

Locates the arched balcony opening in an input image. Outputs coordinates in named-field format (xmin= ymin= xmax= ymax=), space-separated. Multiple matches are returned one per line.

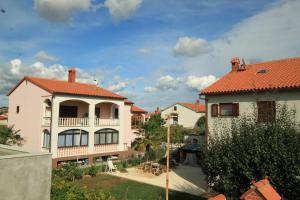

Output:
xmin=42 ymin=99 xmax=52 ymax=126
xmin=94 ymin=102 xmax=120 ymax=126
xmin=58 ymin=100 xmax=89 ymax=127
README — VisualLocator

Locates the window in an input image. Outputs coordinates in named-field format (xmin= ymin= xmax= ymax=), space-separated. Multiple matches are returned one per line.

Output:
xmin=211 ymin=104 xmax=218 ymax=117
xmin=57 ymin=129 xmax=88 ymax=147
xmin=173 ymin=116 xmax=178 ymax=125
xmin=114 ymin=108 xmax=119 ymax=119
xmin=16 ymin=106 xmax=20 ymax=114
xmin=257 ymin=101 xmax=275 ymax=123
xmin=59 ymin=106 xmax=78 ymax=118
xmin=43 ymin=130 xmax=50 ymax=148
xmin=94 ymin=129 xmax=119 ymax=145
xmin=219 ymin=103 xmax=239 ymax=117
xmin=174 ymin=106 xmax=177 ymax=111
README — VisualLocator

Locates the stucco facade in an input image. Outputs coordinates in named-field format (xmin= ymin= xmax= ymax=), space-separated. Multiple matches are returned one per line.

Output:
xmin=206 ymin=90 xmax=300 ymax=139
xmin=161 ymin=103 xmax=205 ymax=128
xmin=8 ymin=73 xmax=141 ymax=167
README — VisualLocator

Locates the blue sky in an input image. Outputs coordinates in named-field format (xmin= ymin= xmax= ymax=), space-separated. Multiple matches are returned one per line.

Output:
xmin=1 ymin=0 xmax=300 ymax=111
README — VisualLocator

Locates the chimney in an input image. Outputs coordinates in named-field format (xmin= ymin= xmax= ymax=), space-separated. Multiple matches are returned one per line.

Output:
xmin=196 ymin=100 xmax=200 ymax=105
xmin=68 ymin=68 xmax=76 ymax=83
xmin=231 ymin=57 xmax=240 ymax=71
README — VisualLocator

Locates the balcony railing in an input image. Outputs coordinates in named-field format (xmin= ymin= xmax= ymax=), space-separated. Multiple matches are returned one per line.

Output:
xmin=95 ymin=118 xmax=119 ymax=126
xmin=58 ymin=118 xmax=89 ymax=127
xmin=43 ymin=117 xmax=51 ymax=126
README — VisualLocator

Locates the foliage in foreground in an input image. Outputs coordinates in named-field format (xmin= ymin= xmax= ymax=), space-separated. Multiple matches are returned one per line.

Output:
xmin=201 ymin=105 xmax=300 ymax=199
xmin=0 ymin=126 xmax=23 ymax=146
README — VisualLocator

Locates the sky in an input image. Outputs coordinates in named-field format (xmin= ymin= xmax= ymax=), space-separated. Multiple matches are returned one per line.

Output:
xmin=0 ymin=0 xmax=300 ymax=111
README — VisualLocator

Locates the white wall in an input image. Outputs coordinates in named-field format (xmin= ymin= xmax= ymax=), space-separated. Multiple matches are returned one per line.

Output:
xmin=161 ymin=104 xmax=205 ymax=128
xmin=206 ymin=90 xmax=300 ymax=139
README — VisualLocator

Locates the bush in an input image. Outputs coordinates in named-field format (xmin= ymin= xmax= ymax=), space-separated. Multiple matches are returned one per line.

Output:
xmin=201 ymin=105 xmax=300 ymax=199
xmin=73 ymin=167 xmax=84 ymax=180
xmin=51 ymin=177 xmax=113 ymax=200
xmin=88 ymin=166 xmax=98 ymax=177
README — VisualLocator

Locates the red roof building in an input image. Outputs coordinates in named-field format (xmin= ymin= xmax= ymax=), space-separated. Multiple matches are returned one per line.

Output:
xmin=201 ymin=57 xmax=300 ymax=142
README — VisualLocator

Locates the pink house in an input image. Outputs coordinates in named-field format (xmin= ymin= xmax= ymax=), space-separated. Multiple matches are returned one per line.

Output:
xmin=7 ymin=69 xmax=147 ymax=167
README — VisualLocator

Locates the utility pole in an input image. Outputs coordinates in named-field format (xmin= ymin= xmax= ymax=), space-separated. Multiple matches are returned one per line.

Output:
xmin=166 ymin=116 xmax=171 ymax=200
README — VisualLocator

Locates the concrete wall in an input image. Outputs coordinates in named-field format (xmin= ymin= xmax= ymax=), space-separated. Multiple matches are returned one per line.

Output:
xmin=0 ymin=145 xmax=52 ymax=200
xmin=161 ymin=104 xmax=205 ymax=128
xmin=8 ymin=80 xmax=51 ymax=151
xmin=206 ymin=90 xmax=300 ymax=139
xmin=0 ymin=119 xmax=8 ymax=126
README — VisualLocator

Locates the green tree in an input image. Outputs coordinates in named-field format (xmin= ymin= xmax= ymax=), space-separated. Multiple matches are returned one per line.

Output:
xmin=201 ymin=105 xmax=300 ymax=199
xmin=170 ymin=125 xmax=194 ymax=144
xmin=194 ymin=116 xmax=205 ymax=135
xmin=132 ymin=114 xmax=166 ymax=154
xmin=0 ymin=126 xmax=23 ymax=146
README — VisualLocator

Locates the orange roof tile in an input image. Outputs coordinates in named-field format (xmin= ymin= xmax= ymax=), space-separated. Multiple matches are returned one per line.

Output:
xmin=125 ymin=99 xmax=134 ymax=105
xmin=201 ymin=57 xmax=300 ymax=95
xmin=240 ymin=178 xmax=281 ymax=200
xmin=177 ymin=102 xmax=206 ymax=113
xmin=208 ymin=194 xmax=226 ymax=200
xmin=7 ymin=76 xmax=126 ymax=99
xmin=131 ymin=105 xmax=147 ymax=113
xmin=0 ymin=115 xmax=7 ymax=120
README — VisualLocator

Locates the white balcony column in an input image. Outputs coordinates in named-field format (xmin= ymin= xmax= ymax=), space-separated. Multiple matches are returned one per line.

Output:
xmin=50 ymin=97 xmax=60 ymax=158
xmin=118 ymin=103 xmax=125 ymax=151
xmin=88 ymin=103 xmax=95 ymax=154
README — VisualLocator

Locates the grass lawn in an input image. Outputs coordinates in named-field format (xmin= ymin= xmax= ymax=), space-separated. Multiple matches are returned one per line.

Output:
xmin=75 ymin=174 xmax=206 ymax=200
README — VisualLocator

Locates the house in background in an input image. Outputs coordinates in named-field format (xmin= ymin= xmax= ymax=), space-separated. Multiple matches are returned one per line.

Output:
xmin=0 ymin=113 xmax=8 ymax=128
xmin=201 ymin=57 xmax=300 ymax=142
xmin=161 ymin=101 xmax=205 ymax=128
xmin=7 ymin=68 xmax=146 ymax=167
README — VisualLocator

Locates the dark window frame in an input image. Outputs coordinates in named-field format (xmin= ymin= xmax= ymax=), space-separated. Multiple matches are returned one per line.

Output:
xmin=94 ymin=128 xmax=119 ymax=145
xmin=16 ymin=106 xmax=20 ymax=114
xmin=57 ymin=129 xmax=89 ymax=148
xmin=211 ymin=104 xmax=218 ymax=117
xmin=219 ymin=103 xmax=239 ymax=117
xmin=114 ymin=108 xmax=119 ymax=119
xmin=257 ymin=101 xmax=276 ymax=123
xmin=174 ymin=106 xmax=177 ymax=111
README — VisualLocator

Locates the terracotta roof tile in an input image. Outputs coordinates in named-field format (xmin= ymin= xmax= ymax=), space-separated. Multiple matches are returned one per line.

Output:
xmin=177 ymin=102 xmax=206 ymax=113
xmin=125 ymin=99 xmax=134 ymax=105
xmin=201 ymin=57 xmax=300 ymax=95
xmin=7 ymin=76 xmax=126 ymax=99
xmin=208 ymin=194 xmax=226 ymax=200
xmin=131 ymin=105 xmax=147 ymax=113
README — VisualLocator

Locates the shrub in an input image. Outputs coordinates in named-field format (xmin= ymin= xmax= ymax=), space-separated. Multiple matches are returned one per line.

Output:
xmin=88 ymin=166 xmax=98 ymax=177
xmin=73 ymin=167 xmax=84 ymax=180
xmin=201 ymin=105 xmax=300 ymax=199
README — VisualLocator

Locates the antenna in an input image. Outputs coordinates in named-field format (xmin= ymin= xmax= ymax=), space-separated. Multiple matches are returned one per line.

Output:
xmin=93 ymin=79 xmax=98 ymax=86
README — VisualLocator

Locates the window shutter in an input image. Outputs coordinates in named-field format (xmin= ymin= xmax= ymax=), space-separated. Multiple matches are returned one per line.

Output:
xmin=211 ymin=104 xmax=218 ymax=117
xmin=233 ymin=103 xmax=239 ymax=116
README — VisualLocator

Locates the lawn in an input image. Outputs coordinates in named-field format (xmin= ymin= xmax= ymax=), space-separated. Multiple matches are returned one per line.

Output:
xmin=75 ymin=174 xmax=206 ymax=200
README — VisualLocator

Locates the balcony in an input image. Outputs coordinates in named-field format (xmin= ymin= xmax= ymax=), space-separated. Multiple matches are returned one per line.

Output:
xmin=58 ymin=117 xmax=89 ymax=127
xmin=95 ymin=118 xmax=119 ymax=126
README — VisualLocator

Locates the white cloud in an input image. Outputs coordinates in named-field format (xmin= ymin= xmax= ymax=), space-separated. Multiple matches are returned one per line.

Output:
xmin=104 ymin=0 xmax=143 ymax=21
xmin=185 ymin=75 xmax=217 ymax=91
xmin=138 ymin=48 xmax=152 ymax=55
xmin=0 ymin=59 xmax=95 ymax=97
xmin=156 ymin=75 xmax=181 ymax=90
xmin=35 ymin=51 xmax=58 ymax=61
xmin=144 ymin=86 xmax=157 ymax=93
xmin=108 ymin=81 xmax=129 ymax=92
xmin=174 ymin=37 xmax=211 ymax=57
xmin=34 ymin=0 xmax=91 ymax=23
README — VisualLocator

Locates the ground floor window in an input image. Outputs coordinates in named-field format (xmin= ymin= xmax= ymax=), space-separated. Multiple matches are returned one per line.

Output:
xmin=94 ymin=129 xmax=119 ymax=145
xmin=219 ymin=103 xmax=239 ymax=117
xmin=43 ymin=129 xmax=50 ymax=148
xmin=58 ymin=129 xmax=88 ymax=147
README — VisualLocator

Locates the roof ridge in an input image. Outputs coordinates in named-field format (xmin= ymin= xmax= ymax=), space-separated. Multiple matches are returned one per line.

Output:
xmin=26 ymin=76 xmax=97 ymax=86
xmin=246 ymin=56 xmax=300 ymax=67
